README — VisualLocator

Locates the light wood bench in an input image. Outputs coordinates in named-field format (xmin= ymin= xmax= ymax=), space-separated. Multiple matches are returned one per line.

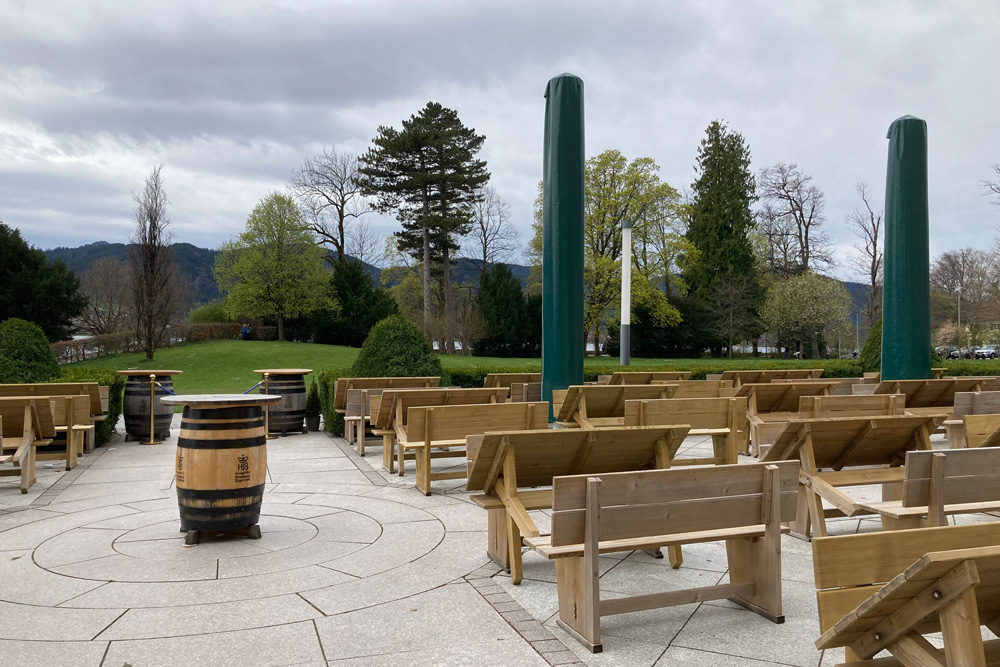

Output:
xmin=332 ymin=377 xmax=440 ymax=424
xmin=624 ymin=396 xmax=747 ymax=462
xmin=813 ymin=522 xmax=1000 ymax=665
xmin=858 ymin=448 xmax=1000 ymax=530
xmin=397 ymin=401 xmax=547 ymax=495
xmin=771 ymin=377 xmax=860 ymax=395
xmin=964 ymin=414 xmax=1000 ymax=448
xmin=553 ymin=384 xmax=678 ymax=428
xmin=525 ymin=461 xmax=799 ymax=653
xmin=738 ymin=381 xmax=847 ymax=455
xmin=509 ymin=382 xmax=542 ymax=403
xmin=483 ymin=372 xmax=542 ymax=389
xmin=762 ymin=415 xmax=941 ymax=538
xmin=0 ymin=398 xmax=56 ymax=493
xmin=863 ymin=378 xmax=986 ymax=423
xmin=663 ymin=379 xmax=736 ymax=399
xmin=603 ymin=371 xmax=692 ymax=384
xmin=466 ymin=425 xmax=690 ymax=583
xmin=719 ymin=368 xmax=824 ymax=389
xmin=943 ymin=391 xmax=1000 ymax=448
xmin=46 ymin=394 xmax=90 ymax=470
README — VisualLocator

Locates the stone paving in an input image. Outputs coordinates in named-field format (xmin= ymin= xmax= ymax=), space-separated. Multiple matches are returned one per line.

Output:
xmin=0 ymin=419 xmax=992 ymax=666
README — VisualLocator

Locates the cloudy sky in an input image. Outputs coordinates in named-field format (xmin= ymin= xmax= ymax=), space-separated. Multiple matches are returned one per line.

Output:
xmin=2 ymin=0 xmax=998 ymax=279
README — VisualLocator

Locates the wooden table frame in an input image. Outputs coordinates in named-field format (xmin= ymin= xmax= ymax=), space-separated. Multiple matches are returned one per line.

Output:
xmin=553 ymin=384 xmax=679 ymax=428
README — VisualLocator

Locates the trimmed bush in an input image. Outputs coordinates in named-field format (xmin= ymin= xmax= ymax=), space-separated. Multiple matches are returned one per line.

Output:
xmin=859 ymin=319 xmax=882 ymax=374
xmin=351 ymin=315 xmax=446 ymax=381
xmin=316 ymin=367 xmax=351 ymax=435
xmin=0 ymin=318 xmax=60 ymax=383
xmin=305 ymin=379 xmax=321 ymax=418
xmin=57 ymin=367 xmax=126 ymax=446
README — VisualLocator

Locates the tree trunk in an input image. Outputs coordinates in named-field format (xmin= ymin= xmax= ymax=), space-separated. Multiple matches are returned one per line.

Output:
xmin=752 ymin=337 xmax=760 ymax=357
xmin=810 ymin=336 xmax=821 ymax=359
xmin=277 ymin=315 xmax=285 ymax=341
xmin=422 ymin=226 xmax=431 ymax=337
xmin=443 ymin=242 xmax=453 ymax=354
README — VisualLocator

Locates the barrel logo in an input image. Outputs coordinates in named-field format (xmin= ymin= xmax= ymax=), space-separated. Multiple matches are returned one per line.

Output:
xmin=176 ymin=454 xmax=185 ymax=483
xmin=235 ymin=454 xmax=251 ymax=483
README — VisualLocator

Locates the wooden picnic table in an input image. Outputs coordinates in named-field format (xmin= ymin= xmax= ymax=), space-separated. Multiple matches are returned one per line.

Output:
xmin=483 ymin=373 xmax=541 ymax=389
xmin=603 ymin=371 xmax=692 ymax=385
xmin=737 ymin=381 xmax=848 ymax=454
xmin=553 ymin=384 xmax=679 ymax=428
xmin=719 ymin=368 xmax=824 ymax=388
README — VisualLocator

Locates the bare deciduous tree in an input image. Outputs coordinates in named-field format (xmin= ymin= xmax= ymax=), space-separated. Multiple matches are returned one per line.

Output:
xmin=757 ymin=163 xmax=833 ymax=273
xmin=846 ymin=182 xmax=884 ymax=326
xmin=79 ymin=257 xmax=131 ymax=335
xmin=128 ymin=165 xmax=179 ymax=360
xmin=930 ymin=248 xmax=999 ymax=327
xmin=463 ymin=185 xmax=519 ymax=279
xmin=982 ymin=164 xmax=1000 ymax=201
xmin=346 ymin=219 xmax=384 ymax=268
xmin=290 ymin=147 xmax=368 ymax=260
xmin=755 ymin=202 xmax=800 ymax=277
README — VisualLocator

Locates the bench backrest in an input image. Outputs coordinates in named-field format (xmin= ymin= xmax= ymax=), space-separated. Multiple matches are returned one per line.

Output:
xmin=720 ymin=369 xmax=824 ymax=387
xmin=953 ymin=391 xmax=1000 ymax=420
xmin=873 ymin=377 xmax=985 ymax=408
xmin=797 ymin=393 xmax=905 ymax=419
xmin=812 ymin=522 xmax=1000 ymax=633
xmin=49 ymin=394 xmax=91 ymax=430
xmin=345 ymin=389 xmax=364 ymax=420
xmin=483 ymin=373 xmax=542 ymax=388
xmin=374 ymin=387 xmax=508 ymax=429
xmin=964 ymin=414 xmax=1000 ymax=448
xmin=770 ymin=378 xmax=859 ymax=395
xmin=0 ymin=399 xmax=33 ymax=439
xmin=623 ymin=396 xmax=746 ymax=431
xmin=334 ymin=376 xmax=441 ymax=409
xmin=509 ymin=382 xmax=542 ymax=402
xmin=666 ymin=380 xmax=735 ymax=398
xmin=466 ymin=425 xmax=689 ymax=492
xmin=555 ymin=384 xmax=679 ymax=423
xmin=0 ymin=397 xmax=55 ymax=440
xmin=606 ymin=371 xmax=692 ymax=385
xmin=404 ymin=401 xmax=547 ymax=444
xmin=0 ymin=382 xmax=102 ymax=415
xmin=901 ymin=448 xmax=1000 ymax=507
xmin=739 ymin=381 xmax=844 ymax=413
xmin=549 ymin=461 xmax=799 ymax=547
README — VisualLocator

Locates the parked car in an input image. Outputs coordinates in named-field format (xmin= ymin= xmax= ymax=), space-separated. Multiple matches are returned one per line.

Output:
xmin=975 ymin=346 xmax=999 ymax=359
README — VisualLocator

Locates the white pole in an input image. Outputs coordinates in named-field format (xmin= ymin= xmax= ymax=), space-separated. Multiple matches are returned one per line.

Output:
xmin=620 ymin=220 xmax=632 ymax=366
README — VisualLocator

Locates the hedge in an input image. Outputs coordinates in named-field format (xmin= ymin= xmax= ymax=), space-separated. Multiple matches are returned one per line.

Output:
xmin=316 ymin=367 xmax=352 ymax=436
xmin=56 ymin=367 xmax=126 ymax=446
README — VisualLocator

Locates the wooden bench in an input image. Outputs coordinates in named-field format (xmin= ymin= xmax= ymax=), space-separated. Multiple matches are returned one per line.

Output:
xmin=509 ymin=382 xmax=542 ymax=403
xmin=964 ymin=414 xmax=1000 ymax=448
xmin=467 ymin=425 xmax=690 ymax=583
xmin=46 ymin=394 xmax=90 ymax=470
xmin=762 ymin=415 xmax=940 ymax=538
xmin=718 ymin=368 xmax=824 ymax=389
xmin=553 ymin=384 xmax=678 ymax=428
xmin=624 ymin=396 xmax=747 ymax=462
xmin=813 ymin=523 xmax=1000 ymax=665
xmin=602 ymin=371 xmax=692 ymax=384
xmin=771 ymin=377 xmax=860 ymax=395
xmin=483 ymin=372 xmax=541 ymax=389
xmin=332 ymin=376 xmax=440 ymax=422
xmin=738 ymin=381 xmax=848 ymax=454
xmin=371 ymin=387 xmax=510 ymax=472
xmin=397 ymin=401 xmax=547 ymax=495
xmin=863 ymin=378 xmax=986 ymax=422
xmin=0 ymin=398 xmax=56 ymax=493
xmin=857 ymin=448 xmax=1000 ymax=530
xmin=797 ymin=393 xmax=906 ymax=420
xmin=943 ymin=391 xmax=1000 ymax=448
xmin=663 ymin=379 xmax=736 ymax=399
xmin=524 ymin=461 xmax=799 ymax=653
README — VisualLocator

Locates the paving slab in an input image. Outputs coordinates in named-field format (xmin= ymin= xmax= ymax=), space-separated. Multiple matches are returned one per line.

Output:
xmin=0 ymin=639 xmax=108 ymax=667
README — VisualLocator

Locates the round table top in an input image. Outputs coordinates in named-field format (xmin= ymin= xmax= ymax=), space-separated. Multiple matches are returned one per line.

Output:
xmin=252 ymin=369 xmax=313 ymax=375
xmin=118 ymin=370 xmax=184 ymax=376
xmin=162 ymin=394 xmax=282 ymax=408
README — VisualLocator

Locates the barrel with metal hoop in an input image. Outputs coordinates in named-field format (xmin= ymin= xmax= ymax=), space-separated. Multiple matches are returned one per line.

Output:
xmin=253 ymin=368 xmax=313 ymax=435
xmin=161 ymin=393 xmax=280 ymax=544
xmin=119 ymin=370 xmax=183 ymax=441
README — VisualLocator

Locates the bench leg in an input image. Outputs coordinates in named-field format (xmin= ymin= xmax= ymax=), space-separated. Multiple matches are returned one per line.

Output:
xmin=725 ymin=467 xmax=784 ymax=623
xmin=357 ymin=428 xmax=365 ymax=456
xmin=397 ymin=441 xmax=405 ymax=477
xmin=939 ymin=588 xmax=986 ymax=666
xmin=555 ymin=556 xmax=602 ymax=653
xmin=804 ymin=485 xmax=827 ymax=538
xmin=486 ymin=507 xmax=511 ymax=572
xmin=667 ymin=545 xmax=683 ymax=569
xmin=416 ymin=446 xmax=431 ymax=496
xmin=65 ymin=432 xmax=78 ymax=471
xmin=507 ymin=512 xmax=523 ymax=584
xmin=789 ymin=483 xmax=812 ymax=539
xmin=20 ymin=443 xmax=37 ymax=493
xmin=381 ymin=433 xmax=395 ymax=473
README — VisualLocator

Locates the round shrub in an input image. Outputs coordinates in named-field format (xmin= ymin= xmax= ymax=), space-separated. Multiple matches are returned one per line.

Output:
xmin=0 ymin=318 xmax=60 ymax=383
xmin=351 ymin=315 xmax=445 ymax=380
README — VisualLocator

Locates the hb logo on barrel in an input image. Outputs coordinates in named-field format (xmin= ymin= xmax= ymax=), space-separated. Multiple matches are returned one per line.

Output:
xmin=235 ymin=454 xmax=251 ymax=483
xmin=176 ymin=454 xmax=184 ymax=483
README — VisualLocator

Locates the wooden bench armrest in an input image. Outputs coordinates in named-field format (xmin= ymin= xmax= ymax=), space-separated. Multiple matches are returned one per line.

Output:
xmin=470 ymin=489 xmax=551 ymax=511
xmin=399 ymin=438 xmax=467 ymax=449
xmin=689 ymin=427 xmax=730 ymax=436
xmin=526 ymin=524 xmax=789 ymax=559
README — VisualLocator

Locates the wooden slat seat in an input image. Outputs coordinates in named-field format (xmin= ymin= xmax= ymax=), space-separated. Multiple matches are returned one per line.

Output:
xmin=604 ymin=371 xmax=692 ymax=385
xmin=738 ymin=381 xmax=848 ymax=455
xmin=858 ymin=448 xmax=1000 ymax=529
xmin=553 ymin=384 xmax=678 ymax=428
xmin=0 ymin=398 xmax=56 ymax=493
xmin=813 ymin=523 xmax=1000 ymax=664
xmin=525 ymin=461 xmax=799 ymax=653
xmin=761 ymin=415 xmax=941 ymax=538
xmin=720 ymin=368 xmax=824 ymax=389
xmin=466 ymin=425 xmax=690 ymax=583
xmin=397 ymin=401 xmax=547 ymax=495
xmin=624 ymin=396 xmax=748 ymax=461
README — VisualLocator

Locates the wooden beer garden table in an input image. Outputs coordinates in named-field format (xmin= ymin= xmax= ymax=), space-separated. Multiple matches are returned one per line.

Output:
xmin=162 ymin=394 xmax=280 ymax=545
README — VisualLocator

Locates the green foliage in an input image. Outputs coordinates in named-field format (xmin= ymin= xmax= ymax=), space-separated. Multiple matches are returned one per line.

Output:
xmin=859 ymin=319 xmax=882 ymax=373
xmin=305 ymin=378 xmax=321 ymax=418
xmin=351 ymin=315 xmax=446 ymax=380
xmin=761 ymin=271 xmax=853 ymax=357
xmin=523 ymin=293 xmax=542 ymax=356
xmin=214 ymin=193 xmax=333 ymax=340
xmin=0 ymin=318 xmax=61 ymax=383
xmin=316 ymin=260 xmax=398 ymax=347
xmin=58 ymin=367 xmax=125 ymax=446
xmin=315 ymin=368 xmax=352 ymax=435
xmin=1 ymin=222 xmax=86 ymax=341
xmin=473 ymin=265 xmax=527 ymax=357
xmin=188 ymin=300 xmax=228 ymax=323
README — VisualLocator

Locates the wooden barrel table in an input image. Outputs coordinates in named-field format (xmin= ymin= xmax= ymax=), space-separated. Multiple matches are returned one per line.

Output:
xmin=253 ymin=369 xmax=313 ymax=435
xmin=119 ymin=370 xmax=183 ymax=442
xmin=162 ymin=393 xmax=280 ymax=545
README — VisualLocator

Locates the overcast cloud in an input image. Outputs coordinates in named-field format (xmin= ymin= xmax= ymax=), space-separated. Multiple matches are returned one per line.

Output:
xmin=2 ymin=0 xmax=998 ymax=279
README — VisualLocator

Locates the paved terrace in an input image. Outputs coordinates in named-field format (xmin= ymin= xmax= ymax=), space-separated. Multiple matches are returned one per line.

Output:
xmin=0 ymin=421 xmax=988 ymax=667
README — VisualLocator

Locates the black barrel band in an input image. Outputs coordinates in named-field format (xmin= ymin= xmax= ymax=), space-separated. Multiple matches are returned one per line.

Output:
xmin=177 ymin=436 xmax=265 ymax=450
xmin=179 ymin=419 xmax=264 ymax=431
xmin=176 ymin=484 xmax=266 ymax=500
xmin=183 ymin=406 xmax=262 ymax=421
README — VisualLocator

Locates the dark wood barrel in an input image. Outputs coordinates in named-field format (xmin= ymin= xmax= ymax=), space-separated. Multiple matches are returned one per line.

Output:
xmin=174 ymin=405 xmax=267 ymax=532
xmin=124 ymin=375 xmax=175 ymax=439
xmin=260 ymin=374 xmax=306 ymax=433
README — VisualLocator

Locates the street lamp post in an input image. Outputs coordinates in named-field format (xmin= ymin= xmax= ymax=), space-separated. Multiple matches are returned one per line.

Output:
xmin=620 ymin=218 xmax=632 ymax=366
xmin=957 ymin=289 xmax=962 ymax=357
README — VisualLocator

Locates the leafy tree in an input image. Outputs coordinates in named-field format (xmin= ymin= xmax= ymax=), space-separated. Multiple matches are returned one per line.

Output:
xmin=188 ymin=300 xmax=228 ymax=323
xmin=357 ymin=102 xmax=489 ymax=348
xmin=214 ymin=193 xmax=333 ymax=341
xmin=472 ymin=264 xmax=527 ymax=357
xmin=0 ymin=318 xmax=60 ymax=383
xmin=0 ymin=222 xmax=86 ymax=341
xmin=316 ymin=259 xmax=398 ymax=347
xmin=859 ymin=319 xmax=882 ymax=373
xmin=761 ymin=271 xmax=852 ymax=358
xmin=351 ymin=314 xmax=445 ymax=379
xmin=523 ymin=292 xmax=542 ymax=356
xmin=684 ymin=120 xmax=762 ymax=354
